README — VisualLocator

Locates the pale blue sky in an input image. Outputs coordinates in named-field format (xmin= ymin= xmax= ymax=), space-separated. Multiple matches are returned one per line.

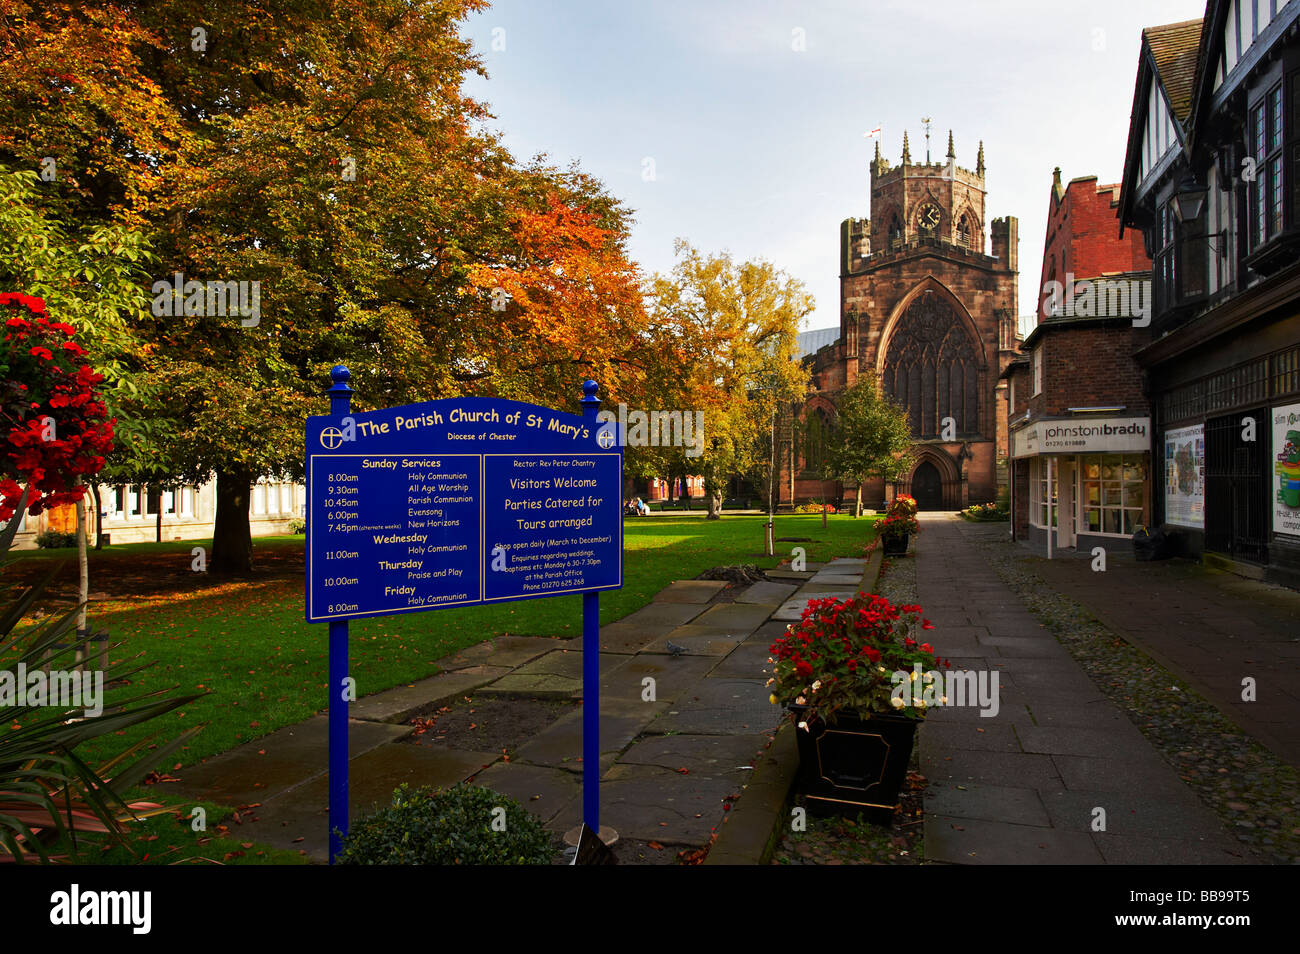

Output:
xmin=462 ymin=0 xmax=1206 ymax=335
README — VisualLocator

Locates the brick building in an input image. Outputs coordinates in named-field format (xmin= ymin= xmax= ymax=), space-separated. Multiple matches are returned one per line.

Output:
xmin=781 ymin=132 xmax=1022 ymax=511
xmin=1004 ymin=170 xmax=1154 ymax=555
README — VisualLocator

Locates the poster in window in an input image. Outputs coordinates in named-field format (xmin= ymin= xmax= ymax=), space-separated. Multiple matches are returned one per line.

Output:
xmin=1271 ymin=403 xmax=1300 ymax=537
xmin=1163 ymin=424 xmax=1204 ymax=528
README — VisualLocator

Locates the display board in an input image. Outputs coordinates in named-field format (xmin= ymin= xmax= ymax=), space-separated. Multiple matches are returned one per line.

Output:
xmin=1163 ymin=423 xmax=1205 ymax=529
xmin=1272 ymin=402 xmax=1300 ymax=537
xmin=305 ymin=397 xmax=622 ymax=623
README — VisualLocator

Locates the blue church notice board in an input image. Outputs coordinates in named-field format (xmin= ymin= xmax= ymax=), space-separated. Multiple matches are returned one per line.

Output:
xmin=305 ymin=397 xmax=622 ymax=623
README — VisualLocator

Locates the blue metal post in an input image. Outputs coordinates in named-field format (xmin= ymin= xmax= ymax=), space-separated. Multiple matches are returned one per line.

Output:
xmin=580 ymin=380 xmax=601 ymax=833
xmin=327 ymin=365 xmax=354 ymax=864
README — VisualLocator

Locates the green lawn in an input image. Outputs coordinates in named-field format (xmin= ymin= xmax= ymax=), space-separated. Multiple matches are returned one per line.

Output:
xmin=44 ymin=797 xmax=310 ymax=866
xmin=16 ymin=513 xmax=877 ymax=771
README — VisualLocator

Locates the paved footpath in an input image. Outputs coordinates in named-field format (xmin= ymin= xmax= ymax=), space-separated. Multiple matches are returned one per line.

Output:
xmin=915 ymin=513 xmax=1250 ymax=864
xmin=168 ymin=558 xmax=875 ymax=862
xmin=1028 ymin=542 xmax=1300 ymax=769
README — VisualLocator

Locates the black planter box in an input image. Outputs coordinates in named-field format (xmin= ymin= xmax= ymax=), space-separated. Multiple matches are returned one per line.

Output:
xmin=881 ymin=532 xmax=909 ymax=555
xmin=790 ymin=707 xmax=919 ymax=824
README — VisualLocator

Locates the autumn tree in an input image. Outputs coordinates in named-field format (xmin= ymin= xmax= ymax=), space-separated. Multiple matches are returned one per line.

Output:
xmin=0 ymin=166 xmax=172 ymax=540
xmin=1 ymin=1 xmax=676 ymax=572
xmin=647 ymin=241 xmax=811 ymax=519
xmin=822 ymin=379 xmax=913 ymax=517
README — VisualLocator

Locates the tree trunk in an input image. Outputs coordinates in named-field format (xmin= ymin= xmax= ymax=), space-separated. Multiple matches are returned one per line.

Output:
xmin=706 ymin=492 xmax=721 ymax=520
xmin=91 ymin=483 xmax=104 ymax=548
xmin=211 ymin=466 xmax=254 ymax=574
xmin=74 ymin=481 xmax=88 ymax=669
xmin=855 ymin=483 xmax=863 ymax=518
xmin=155 ymin=485 xmax=163 ymax=542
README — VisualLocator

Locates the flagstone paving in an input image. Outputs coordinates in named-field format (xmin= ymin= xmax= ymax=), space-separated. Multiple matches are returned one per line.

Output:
xmin=1028 ymin=544 xmax=1300 ymax=769
xmin=170 ymin=556 xmax=876 ymax=862
xmin=914 ymin=513 xmax=1250 ymax=865
xmin=172 ymin=531 xmax=1285 ymax=865
xmin=735 ymin=580 xmax=798 ymax=604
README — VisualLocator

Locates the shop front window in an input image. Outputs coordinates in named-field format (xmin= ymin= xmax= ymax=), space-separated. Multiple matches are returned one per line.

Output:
xmin=1082 ymin=454 xmax=1147 ymax=535
xmin=1030 ymin=457 xmax=1057 ymax=528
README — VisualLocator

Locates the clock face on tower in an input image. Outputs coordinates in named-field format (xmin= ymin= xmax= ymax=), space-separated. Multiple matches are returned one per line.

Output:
xmin=919 ymin=203 xmax=941 ymax=230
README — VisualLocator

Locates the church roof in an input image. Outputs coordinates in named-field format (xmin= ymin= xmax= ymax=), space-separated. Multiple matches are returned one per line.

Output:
xmin=797 ymin=327 xmax=839 ymax=358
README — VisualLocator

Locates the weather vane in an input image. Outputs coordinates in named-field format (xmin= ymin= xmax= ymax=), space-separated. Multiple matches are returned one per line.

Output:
xmin=922 ymin=116 xmax=932 ymax=163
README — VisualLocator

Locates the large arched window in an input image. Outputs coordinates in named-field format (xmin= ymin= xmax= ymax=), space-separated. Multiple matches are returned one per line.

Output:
xmin=803 ymin=408 xmax=832 ymax=472
xmin=881 ymin=290 xmax=980 ymax=439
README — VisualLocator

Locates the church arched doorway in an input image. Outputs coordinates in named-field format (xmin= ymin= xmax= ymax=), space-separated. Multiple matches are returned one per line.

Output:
xmin=911 ymin=461 xmax=943 ymax=511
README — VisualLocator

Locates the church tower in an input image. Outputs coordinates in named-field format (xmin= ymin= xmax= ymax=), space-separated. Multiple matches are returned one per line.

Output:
xmin=795 ymin=131 xmax=1021 ymax=511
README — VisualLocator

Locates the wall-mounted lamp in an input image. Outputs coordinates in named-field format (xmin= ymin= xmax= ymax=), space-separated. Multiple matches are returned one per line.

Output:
xmin=1171 ymin=173 xmax=1208 ymax=223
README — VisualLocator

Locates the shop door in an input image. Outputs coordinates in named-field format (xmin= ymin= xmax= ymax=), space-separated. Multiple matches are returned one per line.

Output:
xmin=1057 ymin=460 xmax=1076 ymax=549
xmin=1204 ymin=411 xmax=1268 ymax=562
xmin=911 ymin=461 xmax=943 ymax=511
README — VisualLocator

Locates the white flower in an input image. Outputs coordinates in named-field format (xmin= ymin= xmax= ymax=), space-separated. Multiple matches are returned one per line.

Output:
xmin=798 ymin=721 xmax=809 ymax=730
xmin=812 ymin=680 xmax=822 ymax=691
xmin=796 ymin=695 xmax=806 ymax=705
xmin=890 ymin=696 xmax=904 ymax=708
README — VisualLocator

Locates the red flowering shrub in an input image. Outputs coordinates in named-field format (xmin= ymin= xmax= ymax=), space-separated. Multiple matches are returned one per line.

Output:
xmin=767 ymin=592 xmax=945 ymax=724
xmin=877 ymin=510 xmax=919 ymax=539
xmin=874 ymin=493 xmax=920 ymax=541
xmin=0 ymin=293 xmax=115 ymax=521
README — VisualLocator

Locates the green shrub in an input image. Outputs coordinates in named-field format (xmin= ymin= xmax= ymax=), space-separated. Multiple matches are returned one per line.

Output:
xmin=288 ymin=517 xmax=306 ymax=534
xmin=336 ymin=783 xmax=556 ymax=865
xmin=33 ymin=530 xmax=77 ymax=549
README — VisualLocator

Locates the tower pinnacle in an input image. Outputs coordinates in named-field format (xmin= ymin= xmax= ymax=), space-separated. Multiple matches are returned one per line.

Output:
xmin=902 ymin=131 xmax=911 ymax=164
xmin=947 ymin=130 xmax=955 ymax=159
xmin=977 ymin=140 xmax=985 ymax=176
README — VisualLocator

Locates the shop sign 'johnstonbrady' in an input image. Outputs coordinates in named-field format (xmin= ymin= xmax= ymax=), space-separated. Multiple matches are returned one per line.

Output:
xmin=305 ymin=397 xmax=622 ymax=623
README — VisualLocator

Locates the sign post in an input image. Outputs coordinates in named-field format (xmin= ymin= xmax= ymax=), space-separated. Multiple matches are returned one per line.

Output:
xmin=327 ymin=366 xmax=353 ymax=864
xmin=580 ymin=381 xmax=601 ymax=834
xmin=306 ymin=367 xmax=622 ymax=863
